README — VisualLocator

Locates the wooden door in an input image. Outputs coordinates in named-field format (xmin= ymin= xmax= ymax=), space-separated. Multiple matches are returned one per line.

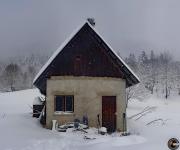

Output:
xmin=102 ymin=96 xmax=116 ymax=132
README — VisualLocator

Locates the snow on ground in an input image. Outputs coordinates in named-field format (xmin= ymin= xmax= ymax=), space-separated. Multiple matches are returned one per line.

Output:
xmin=0 ymin=89 xmax=179 ymax=150
xmin=127 ymin=94 xmax=180 ymax=150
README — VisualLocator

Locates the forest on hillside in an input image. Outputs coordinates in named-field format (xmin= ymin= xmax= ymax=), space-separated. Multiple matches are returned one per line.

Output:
xmin=0 ymin=54 xmax=49 ymax=92
xmin=124 ymin=50 xmax=180 ymax=100
xmin=0 ymin=50 xmax=179 ymax=100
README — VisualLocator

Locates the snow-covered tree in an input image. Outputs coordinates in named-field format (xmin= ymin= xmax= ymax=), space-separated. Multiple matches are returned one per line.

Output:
xmin=2 ymin=63 xmax=22 ymax=91
xmin=124 ymin=50 xmax=180 ymax=101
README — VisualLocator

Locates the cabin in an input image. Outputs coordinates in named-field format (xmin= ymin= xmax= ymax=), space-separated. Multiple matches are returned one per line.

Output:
xmin=33 ymin=20 xmax=140 ymax=132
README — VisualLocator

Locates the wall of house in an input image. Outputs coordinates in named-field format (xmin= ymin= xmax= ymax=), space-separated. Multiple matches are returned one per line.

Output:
xmin=46 ymin=76 xmax=126 ymax=131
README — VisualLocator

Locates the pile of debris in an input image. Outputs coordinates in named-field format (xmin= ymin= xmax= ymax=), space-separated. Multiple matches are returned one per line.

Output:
xmin=58 ymin=122 xmax=88 ymax=132
xmin=52 ymin=119 xmax=108 ymax=137
xmin=52 ymin=119 xmax=89 ymax=133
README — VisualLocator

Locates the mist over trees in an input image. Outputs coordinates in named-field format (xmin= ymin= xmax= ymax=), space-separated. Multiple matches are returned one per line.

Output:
xmin=0 ymin=53 xmax=49 ymax=92
xmin=0 ymin=50 xmax=179 ymax=101
xmin=125 ymin=50 xmax=180 ymax=100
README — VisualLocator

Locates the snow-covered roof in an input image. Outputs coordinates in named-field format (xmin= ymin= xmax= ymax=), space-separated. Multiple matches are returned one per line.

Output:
xmin=33 ymin=21 xmax=88 ymax=84
xmin=87 ymin=23 xmax=140 ymax=83
xmin=33 ymin=97 xmax=42 ymax=105
xmin=33 ymin=20 xmax=140 ymax=86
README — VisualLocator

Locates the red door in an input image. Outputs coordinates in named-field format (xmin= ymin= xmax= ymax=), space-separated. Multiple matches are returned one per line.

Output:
xmin=102 ymin=96 xmax=116 ymax=132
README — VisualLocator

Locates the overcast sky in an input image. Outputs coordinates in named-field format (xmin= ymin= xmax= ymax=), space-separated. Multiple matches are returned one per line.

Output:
xmin=0 ymin=0 xmax=180 ymax=60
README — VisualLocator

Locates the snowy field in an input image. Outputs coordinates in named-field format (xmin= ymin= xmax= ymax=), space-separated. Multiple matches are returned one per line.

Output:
xmin=0 ymin=89 xmax=179 ymax=150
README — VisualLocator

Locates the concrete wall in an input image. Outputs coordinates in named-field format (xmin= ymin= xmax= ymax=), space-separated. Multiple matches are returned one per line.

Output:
xmin=46 ymin=76 xmax=126 ymax=131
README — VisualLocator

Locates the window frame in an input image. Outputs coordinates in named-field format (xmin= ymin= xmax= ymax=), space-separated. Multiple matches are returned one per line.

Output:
xmin=54 ymin=95 xmax=74 ymax=113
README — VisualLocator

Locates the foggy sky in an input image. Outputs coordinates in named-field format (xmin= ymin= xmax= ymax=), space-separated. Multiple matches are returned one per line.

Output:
xmin=1 ymin=0 xmax=180 ymax=60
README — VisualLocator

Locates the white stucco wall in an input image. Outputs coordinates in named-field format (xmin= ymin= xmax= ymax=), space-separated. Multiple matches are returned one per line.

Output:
xmin=46 ymin=76 xmax=126 ymax=131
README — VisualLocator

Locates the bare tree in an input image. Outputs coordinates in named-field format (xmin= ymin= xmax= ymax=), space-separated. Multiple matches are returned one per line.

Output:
xmin=27 ymin=66 xmax=36 ymax=88
xmin=159 ymin=52 xmax=172 ymax=99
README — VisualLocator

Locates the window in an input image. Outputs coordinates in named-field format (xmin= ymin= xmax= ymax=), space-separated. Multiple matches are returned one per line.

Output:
xmin=55 ymin=95 xmax=74 ymax=112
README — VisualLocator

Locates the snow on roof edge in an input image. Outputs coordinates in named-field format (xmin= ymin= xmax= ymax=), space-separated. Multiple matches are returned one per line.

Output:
xmin=33 ymin=97 xmax=43 ymax=105
xmin=33 ymin=21 xmax=88 ymax=84
xmin=86 ymin=22 xmax=140 ymax=83
xmin=33 ymin=20 xmax=140 ymax=84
